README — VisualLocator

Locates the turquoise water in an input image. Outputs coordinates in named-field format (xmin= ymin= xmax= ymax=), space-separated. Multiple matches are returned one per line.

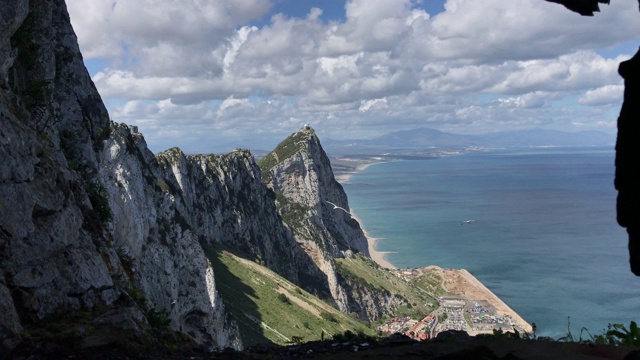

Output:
xmin=343 ymin=147 xmax=639 ymax=338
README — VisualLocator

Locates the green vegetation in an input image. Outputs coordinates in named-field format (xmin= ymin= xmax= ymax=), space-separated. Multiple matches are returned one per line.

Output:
xmin=156 ymin=179 xmax=170 ymax=193
xmin=332 ymin=330 xmax=379 ymax=343
xmin=203 ymin=245 xmax=375 ymax=347
xmin=273 ymin=190 xmax=312 ymax=237
xmin=483 ymin=317 xmax=640 ymax=347
xmin=604 ymin=321 xmax=640 ymax=346
xmin=320 ymin=311 xmax=338 ymax=323
xmin=335 ymin=254 xmax=441 ymax=321
xmin=277 ymin=293 xmax=291 ymax=305
xmin=258 ymin=130 xmax=312 ymax=182
xmin=146 ymin=308 xmax=171 ymax=330
xmin=86 ymin=181 xmax=112 ymax=222
xmin=412 ymin=270 xmax=448 ymax=296
xmin=554 ymin=317 xmax=640 ymax=346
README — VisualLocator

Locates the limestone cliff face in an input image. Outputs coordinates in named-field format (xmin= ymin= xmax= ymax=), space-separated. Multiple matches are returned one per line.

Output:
xmin=1 ymin=0 xmax=121 ymax=351
xmin=0 ymin=0 xmax=244 ymax=353
xmin=259 ymin=128 xmax=370 ymax=312
xmin=97 ymin=125 xmax=243 ymax=350
xmin=339 ymin=276 xmax=407 ymax=322
xmin=259 ymin=128 xmax=369 ymax=257
xmin=154 ymin=147 xmax=328 ymax=294
xmin=0 ymin=0 xmax=391 ymax=354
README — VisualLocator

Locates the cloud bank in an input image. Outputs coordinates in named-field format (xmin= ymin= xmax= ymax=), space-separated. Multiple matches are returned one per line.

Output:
xmin=67 ymin=0 xmax=639 ymax=152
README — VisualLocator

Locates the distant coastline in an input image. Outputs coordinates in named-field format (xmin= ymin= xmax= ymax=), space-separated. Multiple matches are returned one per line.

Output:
xmin=331 ymin=157 xmax=396 ymax=267
xmin=332 ymin=158 xmax=384 ymax=184
xmin=333 ymin=157 xmax=393 ymax=268
xmin=337 ymin=155 xmax=533 ymax=335
xmin=350 ymin=211 xmax=396 ymax=269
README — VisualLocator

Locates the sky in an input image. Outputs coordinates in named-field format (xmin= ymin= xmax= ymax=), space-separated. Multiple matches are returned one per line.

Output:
xmin=66 ymin=0 xmax=640 ymax=153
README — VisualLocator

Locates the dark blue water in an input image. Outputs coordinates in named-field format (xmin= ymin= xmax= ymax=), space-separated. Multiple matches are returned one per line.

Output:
xmin=344 ymin=147 xmax=638 ymax=338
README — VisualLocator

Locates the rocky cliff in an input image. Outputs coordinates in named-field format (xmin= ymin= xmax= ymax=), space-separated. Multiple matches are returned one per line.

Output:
xmin=1 ymin=0 xmax=253 ymax=352
xmin=1 ymin=0 xmax=125 ymax=351
xmin=258 ymin=128 xmax=400 ymax=318
xmin=1 ymin=0 xmax=386 ymax=354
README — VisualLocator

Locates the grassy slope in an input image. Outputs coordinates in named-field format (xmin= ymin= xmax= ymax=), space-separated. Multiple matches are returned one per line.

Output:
xmin=257 ymin=130 xmax=310 ymax=183
xmin=336 ymin=254 xmax=444 ymax=322
xmin=204 ymin=245 xmax=375 ymax=347
xmin=205 ymin=244 xmax=454 ymax=348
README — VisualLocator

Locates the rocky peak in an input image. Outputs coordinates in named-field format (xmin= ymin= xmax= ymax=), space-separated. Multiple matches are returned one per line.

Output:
xmin=1 ymin=0 xmax=434 ymax=355
xmin=258 ymin=126 xmax=370 ymax=312
xmin=259 ymin=126 xmax=369 ymax=256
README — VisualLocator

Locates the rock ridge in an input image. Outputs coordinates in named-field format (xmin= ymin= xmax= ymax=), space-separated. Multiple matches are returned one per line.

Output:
xmin=1 ymin=1 xmax=371 ymax=353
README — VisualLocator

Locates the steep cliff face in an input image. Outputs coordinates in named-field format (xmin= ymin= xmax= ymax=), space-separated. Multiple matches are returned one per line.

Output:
xmin=1 ymin=0 xmax=122 ymax=351
xmin=259 ymin=128 xmax=369 ymax=256
xmin=258 ymin=127 xmax=371 ymax=312
xmin=0 ymin=1 xmax=334 ymax=352
xmin=97 ymin=124 xmax=242 ymax=350
xmin=154 ymin=147 xmax=330 ymax=296
xmin=0 ymin=0 xmax=394 ymax=354
xmin=0 ymin=0 xmax=245 ymax=353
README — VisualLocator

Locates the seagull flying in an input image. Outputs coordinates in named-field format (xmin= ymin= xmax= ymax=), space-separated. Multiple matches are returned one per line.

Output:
xmin=461 ymin=220 xmax=475 ymax=225
xmin=325 ymin=201 xmax=352 ymax=216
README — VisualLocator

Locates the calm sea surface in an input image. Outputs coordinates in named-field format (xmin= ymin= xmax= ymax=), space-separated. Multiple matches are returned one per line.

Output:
xmin=343 ymin=147 xmax=639 ymax=338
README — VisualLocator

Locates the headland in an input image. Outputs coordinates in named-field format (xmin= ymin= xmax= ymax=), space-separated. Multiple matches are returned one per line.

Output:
xmin=337 ymin=159 xmax=533 ymax=337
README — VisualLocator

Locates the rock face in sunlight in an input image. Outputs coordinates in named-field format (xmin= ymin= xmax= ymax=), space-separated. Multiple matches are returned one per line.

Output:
xmin=259 ymin=128 xmax=381 ymax=314
xmin=0 ymin=0 xmax=375 ymax=354
xmin=3 ymin=0 xmax=637 ymax=356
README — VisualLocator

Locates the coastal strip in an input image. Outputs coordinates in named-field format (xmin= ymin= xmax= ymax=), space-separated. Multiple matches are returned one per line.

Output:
xmin=426 ymin=265 xmax=533 ymax=335
xmin=330 ymin=155 xmax=386 ymax=184
xmin=353 ymin=209 xmax=533 ymax=335
xmin=456 ymin=269 xmax=533 ymax=333
xmin=350 ymin=211 xmax=397 ymax=269
xmin=334 ymin=162 xmax=377 ymax=183
xmin=335 ymin=156 xmax=532 ymax=336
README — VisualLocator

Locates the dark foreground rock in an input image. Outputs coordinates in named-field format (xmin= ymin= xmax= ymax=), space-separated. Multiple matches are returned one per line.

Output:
xmin=6 ymin=336 xmax=638 ymax=360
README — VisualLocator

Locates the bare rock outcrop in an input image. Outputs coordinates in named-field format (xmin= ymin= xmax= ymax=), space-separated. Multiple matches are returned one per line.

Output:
xmin=1 ymin=0 xmax=124 ymax=352
xmin=0 ymin=0 xmax=259 ymax=353
xmin=259 ymin=127 xmax=377 ymax=314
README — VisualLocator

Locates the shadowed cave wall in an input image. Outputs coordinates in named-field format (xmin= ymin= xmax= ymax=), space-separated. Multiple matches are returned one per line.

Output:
xmin=545 ymin=0 xmax=640 ymax=275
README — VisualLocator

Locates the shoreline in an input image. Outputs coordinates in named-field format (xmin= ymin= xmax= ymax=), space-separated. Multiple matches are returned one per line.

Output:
xmin=333 ymin=161 xmax=379 ymax=183
xmin=350 ymin=211 xmax=397 ymax=269
xmin=457 ymin=269 xmax=533 ymax=333
xmin=334 ymin=159 xmax=397 ymax=269
xmin=340 ymin=160 xmax=532 ymax=334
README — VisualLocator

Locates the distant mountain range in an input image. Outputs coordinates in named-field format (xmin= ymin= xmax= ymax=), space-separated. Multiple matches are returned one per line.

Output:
xmin=322 ymin=128 xmax=616 ymax=155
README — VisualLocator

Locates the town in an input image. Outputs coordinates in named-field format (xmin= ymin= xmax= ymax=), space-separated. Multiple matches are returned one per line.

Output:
xmin=376 ymin=268 xmax=529 ymax=341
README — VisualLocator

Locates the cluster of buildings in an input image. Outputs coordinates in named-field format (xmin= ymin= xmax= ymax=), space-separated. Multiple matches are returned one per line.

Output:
xmin=377 ymin=296 xmax=522 ymax=340
xmin=391 ymin=268 xmax=423 ymax=281
xmin=376 ymin=268 xmax=529 ymax=339
xmin=376 ymin=315 xmax=438 ymax=341
xmin=438 ymin=297 xmax=521 ymax=335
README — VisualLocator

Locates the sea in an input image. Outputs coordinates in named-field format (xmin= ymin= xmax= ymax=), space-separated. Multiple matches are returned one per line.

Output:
xmin=342 ymin=146 xmax=640 ymax=338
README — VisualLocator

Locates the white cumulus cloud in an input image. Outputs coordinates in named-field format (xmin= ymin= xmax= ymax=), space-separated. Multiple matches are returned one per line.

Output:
xmin=66 ymin=0 xmax=636 ymax=152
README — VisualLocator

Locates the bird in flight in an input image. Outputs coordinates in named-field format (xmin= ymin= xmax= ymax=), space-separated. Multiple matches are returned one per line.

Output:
xmin=325 ymin=201 xmax=352 ymax=216
xmin=461 ymin=220 xmax=475 ymax=225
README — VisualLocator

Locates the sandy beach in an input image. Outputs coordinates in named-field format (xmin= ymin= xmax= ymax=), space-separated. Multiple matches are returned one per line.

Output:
xmin=430 ymin=265 xmax=533 ymax=334
xmin=355 ymin=211 xmax=532 ymax=333
xmin=334 ymin=159 xmax=397 ymax=269
xmin=339 ymin=158 xmax=531 ymax=334
xmin=350 ymin=211 xmax=397 ymax=269
xmin=334 ymin=162 xmax=377 ymax=183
